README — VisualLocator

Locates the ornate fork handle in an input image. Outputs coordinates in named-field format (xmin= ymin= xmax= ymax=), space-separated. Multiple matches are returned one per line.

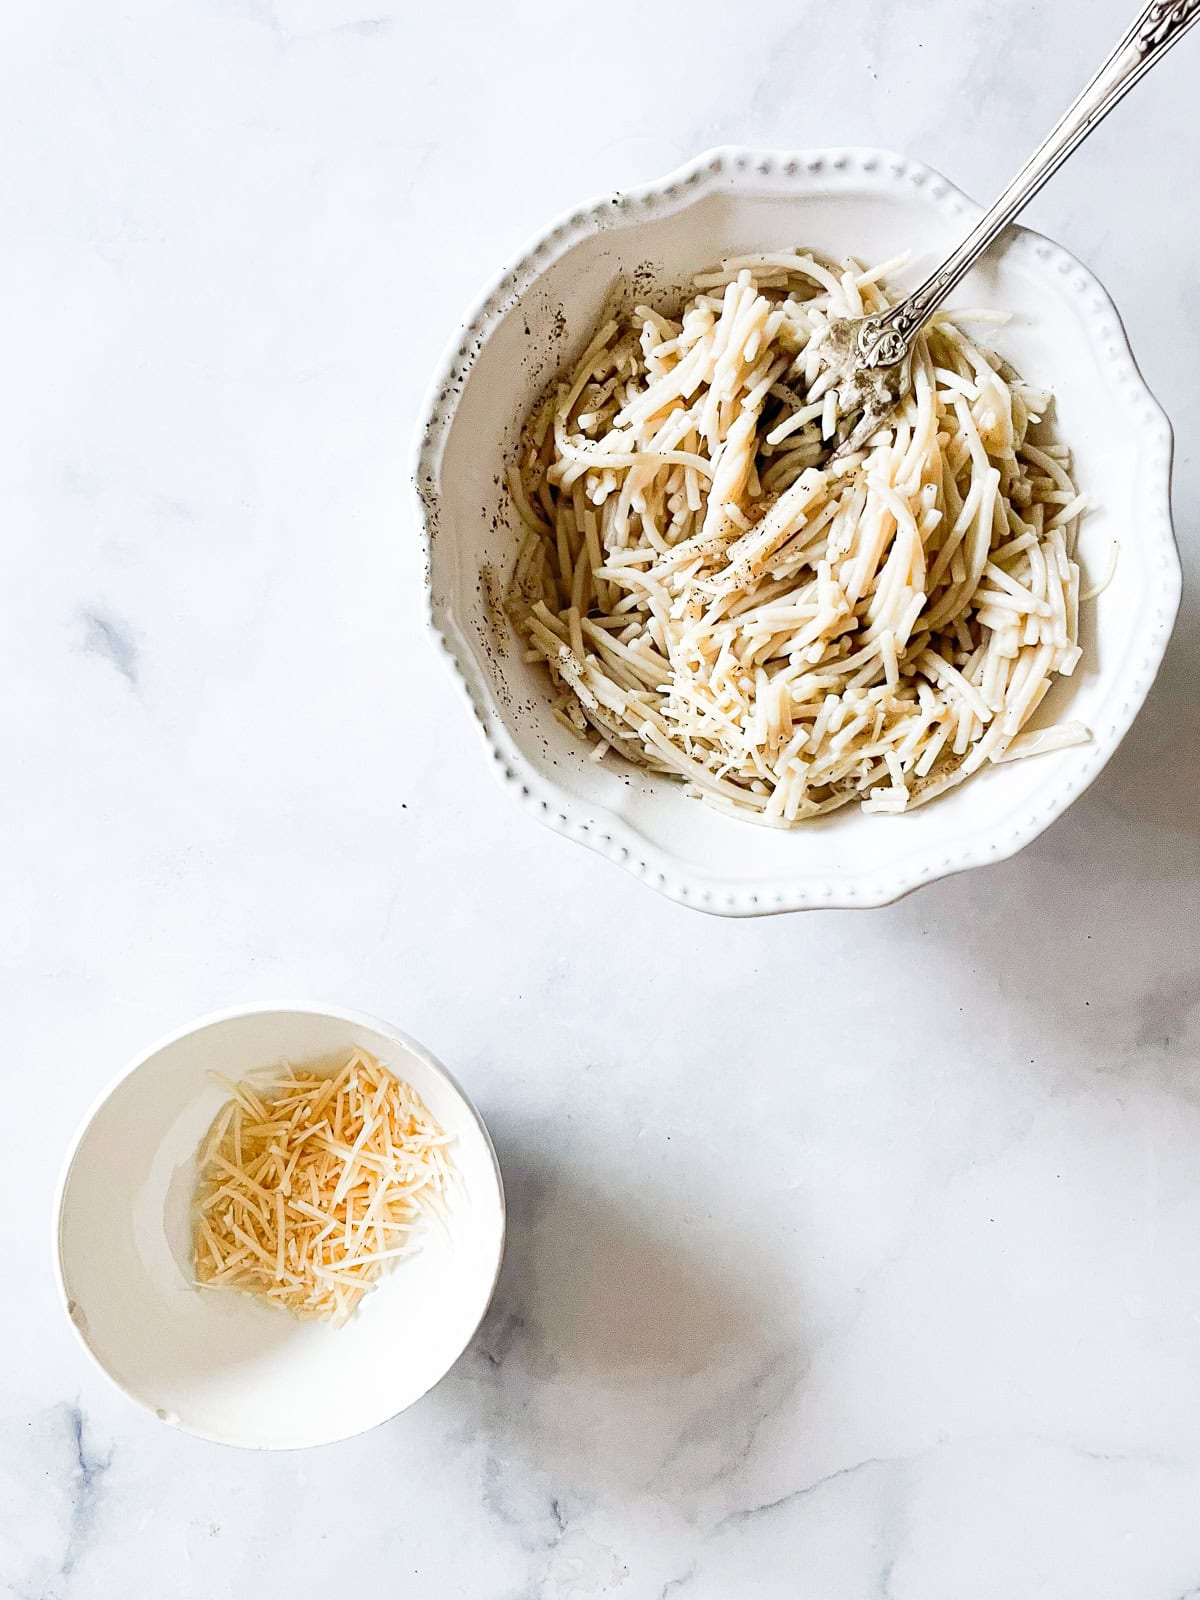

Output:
xmin=857 ymin=0 xmax=1200 ymax=370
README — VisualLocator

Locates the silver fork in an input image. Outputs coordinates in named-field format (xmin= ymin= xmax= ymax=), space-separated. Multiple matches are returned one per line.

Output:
xmin=821 ymin=0 xmax=1200 ymax=460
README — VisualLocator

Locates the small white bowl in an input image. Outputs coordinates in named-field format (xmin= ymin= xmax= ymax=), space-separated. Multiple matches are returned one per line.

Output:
xmin=413 ymin=146 xmax=1181 ymax=915
xmin=53 ymin=1005 xmax=505 ymax=1449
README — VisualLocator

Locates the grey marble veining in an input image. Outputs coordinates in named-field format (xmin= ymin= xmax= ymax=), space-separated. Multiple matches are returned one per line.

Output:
xmin=2 ymin=0 xmax=1200 ymax=1595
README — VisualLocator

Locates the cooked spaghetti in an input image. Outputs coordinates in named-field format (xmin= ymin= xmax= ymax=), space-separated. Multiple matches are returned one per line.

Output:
xmin=193 ymin=1051 xmax=452 ymax=1325
xmin=506 ymin=252 xmax=1089 ymax=822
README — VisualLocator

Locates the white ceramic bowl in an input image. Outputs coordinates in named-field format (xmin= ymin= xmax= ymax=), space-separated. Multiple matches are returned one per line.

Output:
xmin=54 ymin=1005 xmax=505 ymax=1449
xmin=413 ymin=146 xmax=1180 ymax=916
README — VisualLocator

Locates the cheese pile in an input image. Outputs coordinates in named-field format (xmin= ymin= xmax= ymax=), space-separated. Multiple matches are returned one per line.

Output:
xmin=193 ymin=1051 xmax=452 ymax=1324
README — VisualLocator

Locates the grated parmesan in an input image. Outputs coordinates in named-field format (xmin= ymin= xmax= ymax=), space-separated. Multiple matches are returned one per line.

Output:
xmin=193 ymin=1051 xmax=452 ymax=1325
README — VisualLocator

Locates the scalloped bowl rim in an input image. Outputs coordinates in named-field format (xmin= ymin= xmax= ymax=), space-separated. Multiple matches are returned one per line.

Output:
xmin=412 ymin=144 xmax=1181 ymax=915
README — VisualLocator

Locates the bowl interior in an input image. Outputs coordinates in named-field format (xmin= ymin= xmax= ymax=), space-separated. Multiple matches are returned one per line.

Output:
xmin=424 ymin=155 xmax=1177 ymax=910
xmin=56 ymin=1008 xmax=504 ymax=1448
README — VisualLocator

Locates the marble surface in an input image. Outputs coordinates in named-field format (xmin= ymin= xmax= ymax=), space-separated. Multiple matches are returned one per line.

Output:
xmin=3 ymin=0 xmax=1199 ymax=1594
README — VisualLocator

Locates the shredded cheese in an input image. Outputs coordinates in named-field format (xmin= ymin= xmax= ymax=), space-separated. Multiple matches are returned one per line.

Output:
xmin=193 ymin=1051 xmax=452 ymax=1325
xmin=508 ymin=251 xmax=1091 ymax=820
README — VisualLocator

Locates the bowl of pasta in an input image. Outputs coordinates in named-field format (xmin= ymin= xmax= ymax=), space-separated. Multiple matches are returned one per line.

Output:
xmin=412 ymin=147 xmax=1179 ymax=914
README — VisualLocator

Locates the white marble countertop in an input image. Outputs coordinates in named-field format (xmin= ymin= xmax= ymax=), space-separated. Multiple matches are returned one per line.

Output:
xmin=4 ymin=0 xmax=1200 ymax=1594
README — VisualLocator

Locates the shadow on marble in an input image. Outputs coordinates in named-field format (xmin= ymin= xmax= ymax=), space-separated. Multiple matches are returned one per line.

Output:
xmin=1092 ymin=579 xmax=1200 ymax=838
xmin=428 ymin=1127 xmax=803 ymax=1506
xmin=914 ymin=583 xmax=1200 ymax=1063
